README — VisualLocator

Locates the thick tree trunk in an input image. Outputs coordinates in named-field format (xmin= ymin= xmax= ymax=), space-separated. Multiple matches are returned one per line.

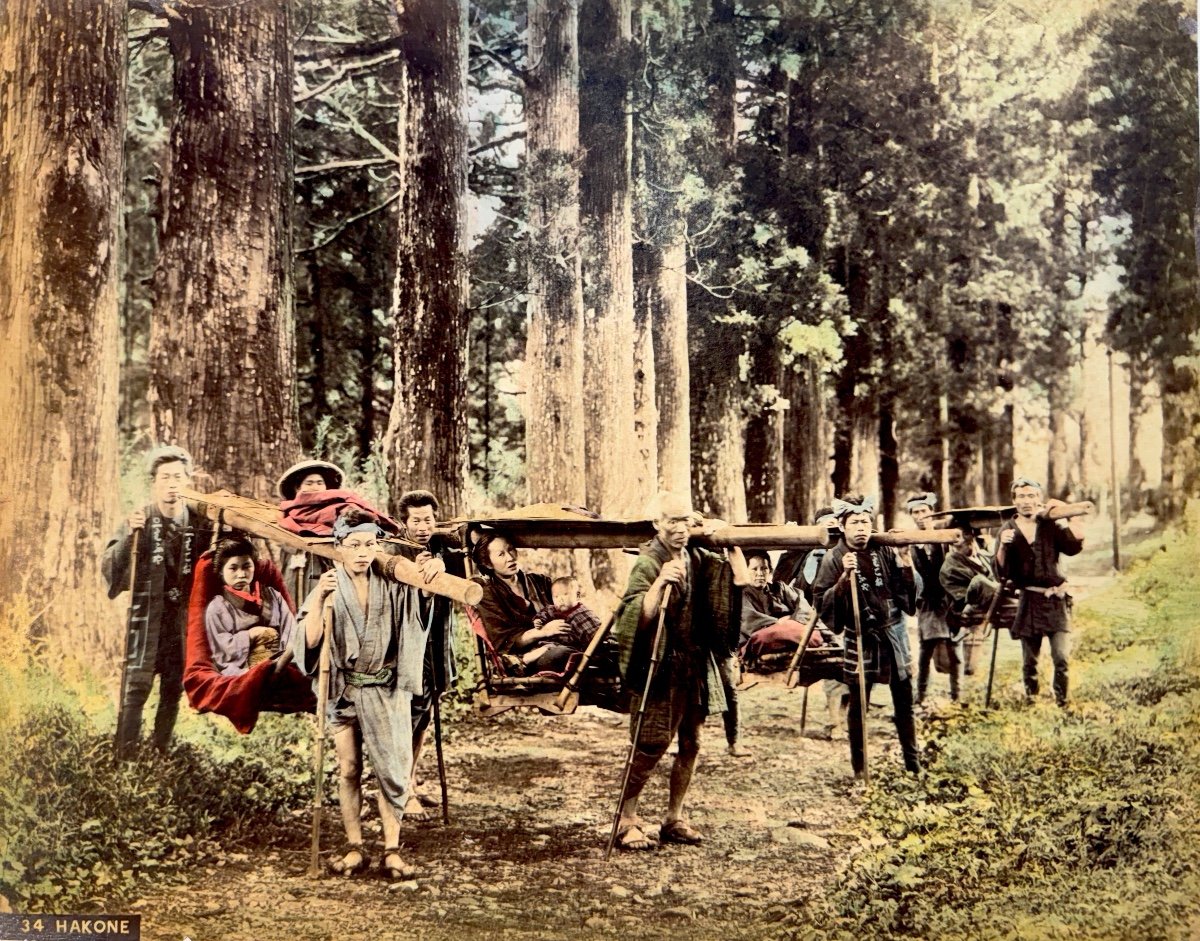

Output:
xmin=524 ymin=0 xmax=587 ymax=506
xmin=631 ymin=8 xmax=689 ymax=497
xmin=151 ymin=0 xmax=298 ymax=498
xmin=1127 ymin=363 xmax=1147 ymax=511
xmin=690 ymin=0 xmax=745 ymax=520
xmin=0 ymin=1 xmax=125 ymax=632
xmin=580 ymin=0 xmax=638 ymax=521
xmin=384 ymin=0 xmax=469 ymax=515
xmin=782 ymin=358 xmax=829 ymax=525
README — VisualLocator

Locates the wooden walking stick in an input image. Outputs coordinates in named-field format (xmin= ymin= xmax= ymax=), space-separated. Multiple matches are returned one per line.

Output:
xmin=114 ymin=529 xmax=141 ymax=755
xmin=605 ymin=582 xmax=673 ymax=861
xmin=784 ymin=603 xmax=822 ymax=689
xmin=309 ymin=593 xmax=335 ymax=877
xmin=984 ymin=583 xmax=1019 ymax=710
xmin=423 ymin=598 xmax=451 ymax=826
xmin=848 ymin=555 xmax=870 ymax=785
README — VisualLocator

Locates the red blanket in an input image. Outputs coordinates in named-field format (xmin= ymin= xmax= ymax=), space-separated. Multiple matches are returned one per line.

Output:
xmin=277 ymin=489 xmax=401 ymax=537
xmin=184 ymin=554 xmax=316 ymax=734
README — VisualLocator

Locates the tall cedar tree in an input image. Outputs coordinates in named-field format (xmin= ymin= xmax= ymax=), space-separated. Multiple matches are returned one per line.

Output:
xmin=0 ymin=0 xmax=125 ymax=630
xmin=150 ymin=0 xmax=299 ymax=498
xmin=524 ymin=0 xmax=587 ymax=505
xmin=384 ymin=0 xmax=470 ymax=516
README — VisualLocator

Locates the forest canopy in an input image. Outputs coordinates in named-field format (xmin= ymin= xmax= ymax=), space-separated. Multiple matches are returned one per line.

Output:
xmin=0 ymin=0 xmax=1196 ymax=620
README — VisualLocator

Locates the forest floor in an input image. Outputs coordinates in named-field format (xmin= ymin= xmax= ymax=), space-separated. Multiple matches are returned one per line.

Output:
xmin=122 ymin=512 xmax=1158 ymax=941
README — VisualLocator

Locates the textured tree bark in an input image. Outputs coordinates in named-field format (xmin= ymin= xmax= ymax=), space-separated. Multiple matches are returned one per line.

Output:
xmin=782 ymin=358 xmax=829 ymax=525
xmin=650 ymin=233 xmax=691 ymax=496
xmin=0 ymin=1 xmax=125 ymax=633
xmin=631 ymin=245 xmax=660 ymax=500
xmin=690 ymin=0 xmax=746 ymax=521
xmin=150 ymin=0 xmax=298 ymax=499
xmin=524 ymin=0 xmax=587 ymax=507
xmin=384 ymin=0 xmax=469 ymax=516
xmin=580 ymin=0 xmax=638 ymax=521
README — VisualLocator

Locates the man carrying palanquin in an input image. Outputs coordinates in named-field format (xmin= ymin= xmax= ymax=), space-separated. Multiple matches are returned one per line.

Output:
xmin=905 ymin=492 xmax=961 ymax=704
xmin=394 ymin=488 xmax=463 ymax=816
xmin=103 ymin=445 xmax=207 ymax=756
xmin=295 ymin=507 xmax=442 ymax=879
xmin=611 ymin=492 xmax=749 ymax=851
xmin=812 ymin=493 xmax=921 ymax=777
xmin=995 ymin=476 xmax=1086 ymax=707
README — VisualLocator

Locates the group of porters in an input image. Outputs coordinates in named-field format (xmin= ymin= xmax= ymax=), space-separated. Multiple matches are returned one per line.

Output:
xmin=103 ymin=448 xmax=1092 ymax=874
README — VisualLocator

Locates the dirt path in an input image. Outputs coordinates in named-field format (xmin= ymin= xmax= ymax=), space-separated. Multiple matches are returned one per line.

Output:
xmin=127 ymin=672 xmax=900 ymax=941
xmin=128 ymin=517 xmax=1139 ymax=941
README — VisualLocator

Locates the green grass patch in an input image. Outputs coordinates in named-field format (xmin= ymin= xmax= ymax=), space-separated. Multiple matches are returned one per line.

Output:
xmin=781 ymin=528 xmax=1200 ymax=941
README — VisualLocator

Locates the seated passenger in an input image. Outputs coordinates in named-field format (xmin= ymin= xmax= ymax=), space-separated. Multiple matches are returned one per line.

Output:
xmin=205 ymin=537 xmax=297 ymax=676
xmin=531 ymin=576 xmax=602 ymax=650
xmin=470 ymin=530 xmax=577 ymax=675
xmin=741 ymin=550 xmax=833 ymax=661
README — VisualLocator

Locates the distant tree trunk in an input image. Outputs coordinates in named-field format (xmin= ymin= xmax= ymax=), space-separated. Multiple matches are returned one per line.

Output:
xmin=0 ymin=1 xmax=125 ymax=632
xmin=525 ymin=0 xmax=587 ymax=505
xmin=783 ymin=358 xmax=827 ymax=525
xmin=151 ymin=0 xmax=298 ymax=498
xmin=690 ymin=0 xmax=745 ymax=521
xmin=383 ymin=0 xmax=469 ymax=514
xmin=1046 ymin=381 xmax=1072 ymax=499
xmin=878 ymin=397 xmax=899 ymax=528
xmin=632 ymin=245 xmax=660 ymax=498
xmin=745 ymin=346 xmax=785 ymax=523
xmin=1127 ymin=362 xmax=1147 ymax=510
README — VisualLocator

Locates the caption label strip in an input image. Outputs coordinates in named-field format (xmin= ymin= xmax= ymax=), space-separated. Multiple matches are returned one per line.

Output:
xmin=0 ymin=915 xmax=140 ymax=941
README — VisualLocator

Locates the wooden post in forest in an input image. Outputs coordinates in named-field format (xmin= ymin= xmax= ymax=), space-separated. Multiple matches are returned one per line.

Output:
xmin=151 ymin=0 xmax=299 ymax=499
xmin=0 ymin=1 xmax=125 ymax=630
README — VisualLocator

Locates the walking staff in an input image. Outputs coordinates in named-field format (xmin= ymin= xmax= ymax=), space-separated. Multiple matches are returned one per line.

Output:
xmin=605 ymin=583 xmax=672 ymax=861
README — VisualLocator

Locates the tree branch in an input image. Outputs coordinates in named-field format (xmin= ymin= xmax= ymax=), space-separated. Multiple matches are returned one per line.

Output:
xmin=295 ymin=190 xmax=402 ymax=255
xmin=295 ymin=157 xmax=398 ymax=177
xmin=470 ymin=131 xmax=525 ymax=156
xmin=295 ymin=49 xmax=401 ymax=103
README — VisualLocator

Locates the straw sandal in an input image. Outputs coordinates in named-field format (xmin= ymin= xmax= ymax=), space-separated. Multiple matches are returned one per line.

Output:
xmin=328 ymin=843 xmax=370 ymax=876
xmin=382 ymin=846 xmax=417 ymax=880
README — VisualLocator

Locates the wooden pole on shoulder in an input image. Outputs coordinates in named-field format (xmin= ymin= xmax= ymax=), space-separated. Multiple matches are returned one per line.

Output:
xmin=849 ymin=558 xmax=869 ymax=786
xmin=309 ymin=594 xmax=335 ymax=877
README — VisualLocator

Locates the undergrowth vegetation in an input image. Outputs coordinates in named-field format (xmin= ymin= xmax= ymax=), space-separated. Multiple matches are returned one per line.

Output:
xmin=783 ymin=527 xmax=1200 ymax=941
xmin=0 ymin=589 xmax=315 ymax=914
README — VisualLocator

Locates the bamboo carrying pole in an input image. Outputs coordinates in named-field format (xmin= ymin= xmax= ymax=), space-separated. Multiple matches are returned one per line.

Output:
xmin=869 ymin=529 xmax=962 ymax=547
xmin=783 ymin=603 xmax=822 ymax=689
xmin=848 ymin=556 xmax=870 ymax=786
xmin=1043 ymin=501 xmax=1095 ymax=521
xmin=114 ymin=529 xmax=141 ymax=755
xmin=554 ymin=611 xmax=617 ymax=711
xmin=605 ymin=583 xmax=673 ymax=861
xmin=309 ymin=594 xmax=335 ymax=877
xmin=495 ymin=523 xmax=832 ymax=551
xmin=182 ymin=489 xmax=482 ymax=606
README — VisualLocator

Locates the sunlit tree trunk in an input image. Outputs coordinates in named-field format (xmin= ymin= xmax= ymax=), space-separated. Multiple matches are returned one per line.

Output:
xmin=151 ymin=0 xmax=298 ymax=498
xmin=525 ymin=0 xmax=587 ymax=506
xmin=0 ymin=1 xmax=125 ymax=639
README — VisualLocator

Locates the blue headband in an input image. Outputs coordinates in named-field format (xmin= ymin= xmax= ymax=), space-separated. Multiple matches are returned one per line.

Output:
xmin=832 ymin=495 xmax=877 ymax=519
xmin=333 ymin=519 xmax=381 ymax=543
xmin=905 ymin=492 xmax=937 ymax=510
xmin=1011 ymin=476 xmax=1042 ymax=493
